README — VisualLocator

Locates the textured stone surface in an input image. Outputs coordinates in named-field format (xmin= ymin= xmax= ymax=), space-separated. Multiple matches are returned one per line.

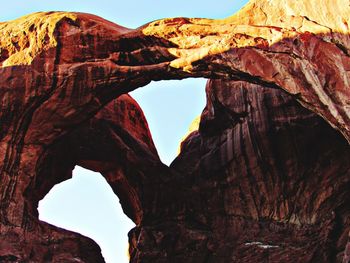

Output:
xmin=140 ymin=80 xmax=349 ymax=263
xmin=0 ymin=0 xmax=349 ymax=262
xmin=2 ymin=0 xmax=350 ymax=142
xmin=0 ymin=93 xmax=165 ymax=262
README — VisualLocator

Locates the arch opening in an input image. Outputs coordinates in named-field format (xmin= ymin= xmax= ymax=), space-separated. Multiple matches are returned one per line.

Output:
xmin=131 ymin=78 xmax=207 ymax=165
xmin=34 ymin=78 xmax=208 ymax=262
xmin=38 ymin=166 xmax=135 ymax=263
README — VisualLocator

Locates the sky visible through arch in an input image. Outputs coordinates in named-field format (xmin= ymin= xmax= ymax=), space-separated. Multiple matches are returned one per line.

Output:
xmin=1 ymin=0 xmax=249 ymax=262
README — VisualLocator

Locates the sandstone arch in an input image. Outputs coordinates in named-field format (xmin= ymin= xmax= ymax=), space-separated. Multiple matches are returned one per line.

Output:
xmin=0 ymin=0 xmax=349 ymax=262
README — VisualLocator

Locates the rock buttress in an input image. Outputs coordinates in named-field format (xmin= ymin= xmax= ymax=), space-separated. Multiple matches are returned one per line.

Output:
xmin=129 ymin=80 xmax=349 ymax=263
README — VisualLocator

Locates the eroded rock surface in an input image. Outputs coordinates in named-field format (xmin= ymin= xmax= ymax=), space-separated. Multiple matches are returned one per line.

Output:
xmin=136 ymin=80 xmax=349 ymax=262
xmin=0 ymin=0 xmax=349 ymax=262
xmin=0 ymin=93 xmax=166 ymax=262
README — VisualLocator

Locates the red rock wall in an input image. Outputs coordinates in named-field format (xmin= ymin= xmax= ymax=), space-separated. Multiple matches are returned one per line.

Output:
xmin=128 ymin=80 xmax=350 ymax=262
xmin=0 ymin=1 xmax=350 ymax=262
xmin=0 ymin=93 xmax=165 ymax=262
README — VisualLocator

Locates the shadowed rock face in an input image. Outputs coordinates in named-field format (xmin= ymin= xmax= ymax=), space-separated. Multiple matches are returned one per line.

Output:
xmin=166 ymin=80 xmax=350 ymax=263
xmin=0 ymin=0 xmax=349 ymax=262
xmin=0 ymin=93 xmax=166 ymax=262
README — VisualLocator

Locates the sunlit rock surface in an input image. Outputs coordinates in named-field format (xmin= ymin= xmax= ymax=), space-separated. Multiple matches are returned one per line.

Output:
xmin=0 ymin=0 xmax=349 ymax=262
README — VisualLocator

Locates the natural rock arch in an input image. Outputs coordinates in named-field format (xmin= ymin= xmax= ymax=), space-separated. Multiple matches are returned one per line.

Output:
xmin=0 ymin=0 xmax=349 ymax=262
xmin=0 ymin=94 xmax=165 ymax=262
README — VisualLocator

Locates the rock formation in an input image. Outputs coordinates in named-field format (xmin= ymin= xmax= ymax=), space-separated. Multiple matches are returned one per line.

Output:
xmin=0 ymin=92 xmax=167 ymax=262
xmin=0 ymin=0 xmax=349 ymax=262
xmin=165 ymin=80 xmax=349 ymax=263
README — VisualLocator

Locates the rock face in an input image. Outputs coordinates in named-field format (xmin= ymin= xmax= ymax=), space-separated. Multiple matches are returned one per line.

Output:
xmin=0 ymin=92 xmax=165 ymax=262
xmin=140 ymin=80 xmax=349 ymax=262
xmin=0 ymin=0 xmax=349 ymax=262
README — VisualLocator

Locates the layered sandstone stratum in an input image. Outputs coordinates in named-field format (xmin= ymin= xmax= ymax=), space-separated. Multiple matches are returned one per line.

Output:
xmin=0 ymin=0 xmax=349 ymax=262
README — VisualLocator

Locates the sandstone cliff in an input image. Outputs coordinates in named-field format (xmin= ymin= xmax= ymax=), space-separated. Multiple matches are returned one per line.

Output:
xmin=0 ymin=0 xmax=349 ymax=262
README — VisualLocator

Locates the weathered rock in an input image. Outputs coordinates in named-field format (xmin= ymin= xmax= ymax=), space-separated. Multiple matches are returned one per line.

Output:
xmin=1 ymin=0 xmax=350 ymax=142
xmin=126 ymin=79 xmax=350 ymax=263
xmin=0 ymin=0 xmax=349 ymax=262
xmin=0 ymin=93 xmax=166 ymax=262
xmin=141 ymin=80 xmax=350 ymax=263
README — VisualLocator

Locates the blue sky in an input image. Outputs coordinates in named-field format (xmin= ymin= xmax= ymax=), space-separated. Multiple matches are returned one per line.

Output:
xmin=1 ymin=1 xmax=248 ymax=262
xmin=2 ymin=1 xmax=247 ymax=29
